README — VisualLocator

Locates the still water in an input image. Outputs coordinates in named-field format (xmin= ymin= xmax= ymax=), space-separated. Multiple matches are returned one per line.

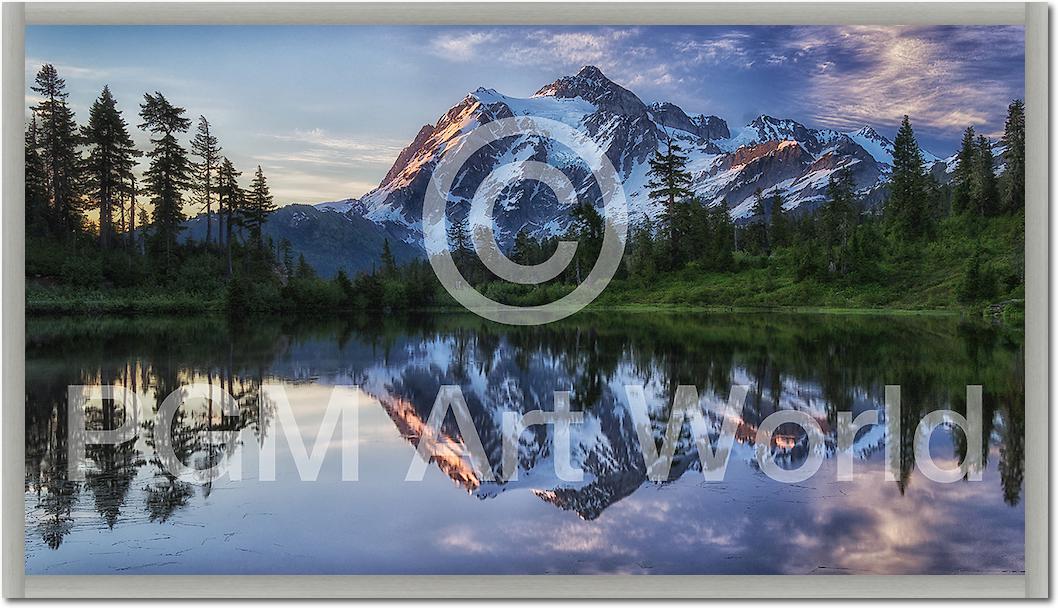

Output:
xmin=25 ymin=311 xmax=1024 ymax=575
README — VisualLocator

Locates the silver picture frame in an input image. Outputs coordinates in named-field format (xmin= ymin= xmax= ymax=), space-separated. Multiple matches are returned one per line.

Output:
xmin=2 ymin=1 xmax=1048 ymax=598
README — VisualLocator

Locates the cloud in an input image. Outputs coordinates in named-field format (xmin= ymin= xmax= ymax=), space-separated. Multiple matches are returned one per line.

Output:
xmin=25 ymin=57 xmax=110 ymax=81
xmin=265 ymin=128 xmax=406 ymax=165
xmin=253 ymin=129 xmax=408 ymax=202
xmin=430 ymin=31 xmax=501 ymax=62
xmin=259 ymin=165 xmax=379 ymax=204
xmin=790 ymin=26 xmax=1024 ymax=136
xmin=673 ymin=32 xmax=756 ymax=69
xmin=427 ymin=28 xmax=664 ymax=90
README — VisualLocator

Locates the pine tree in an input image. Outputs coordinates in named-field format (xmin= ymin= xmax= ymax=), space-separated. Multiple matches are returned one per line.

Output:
xmin=335 ymin=269 xmax=354 ymax=306
xmin=768 ymin=192 xmax=789 ymax=249
xmin=821 ymin=168 xmax=859 ymax=275
xmin=135 ymin=204 xmax=149 ymax=254
xmin=1001 ymin=99 xmax=1025 ymax=214
xmin=568 ymin=201 xmax=604 ymax=282
xmin=82 ymin=86 xmax=139 ymax=249
xmin=958 ymin=249 xmax=995 ymax=303
xmin=951 ymin=126 xmax=977 ymax=214
xmin=511 ymin=228 xmax=533 ymax=265
xmin=705 ymin=203 xmax=735 ymax=270
xmin=886 ymin=115 xmax=931 ymax=239
xmin=744 ymin=189 xmax=769 ymax=255
xmin=447 ymin=214 xmax=472 ymax=256
xmin=380 ymin=239 xmax=397 ymax=276
xmin=139 ymin=92 xmax=192 ymax=269
xmin=125 ymin=173 xmax=139 ymax=251
xmin=295 ymin=253 xmax=315 ymax=279
xmin=190 ymin=116 xmax=222 ymax=246
xmin=31 ymin=64 xmax=83 ymax=236
xmin=25 ymin=116 xmax=50 ymax=237
xmin=244 ymin=165 xmax=276 ymax=249
xmin=217 ymin=157 xmax=244 ymax=277
xmin=279 ymin=238 xmax=294 ymax=276
xmin=626 ymin=220 xmax=657 ymax=281
xmin=647 ymin=137 xmax=693 ymax=265
xmin=972 ymin=135 xmax=999 ymax=216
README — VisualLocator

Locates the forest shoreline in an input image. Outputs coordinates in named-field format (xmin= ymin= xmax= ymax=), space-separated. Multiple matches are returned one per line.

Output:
xmin=25 ymin=284 xmax=1021 ymax=324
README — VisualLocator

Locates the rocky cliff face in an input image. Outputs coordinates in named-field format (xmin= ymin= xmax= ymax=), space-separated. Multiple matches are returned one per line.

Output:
xmin=186 ymin=66 xmax=987 ymax=274
xmin=355 ymin=65 xmax=955 ymax=251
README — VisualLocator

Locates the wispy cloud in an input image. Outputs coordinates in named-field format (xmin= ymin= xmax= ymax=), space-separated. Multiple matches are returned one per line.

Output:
xmin=789 ymin=26 xmax=1023 ymax=136
xmin=673 ymin=32 xmax=756 ymax=69
xmin=430 ymin=31 xmax=501 ymax=62
xmin=265 ymin=128 xmax=405 ymax=165
xmin=254 ymin=129 xmax=408 ymax=200
xmin=25 ymin=56 xmax=110 ymax=81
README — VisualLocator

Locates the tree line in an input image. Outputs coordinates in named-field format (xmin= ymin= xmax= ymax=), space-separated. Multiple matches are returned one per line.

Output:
xmin=467 ymin=100 xmax=1026 ymax=310
xmin=26 ymin=60 xmax=1026 ymax=314
xmin=25 ymin=63 xmax=442 ymax=314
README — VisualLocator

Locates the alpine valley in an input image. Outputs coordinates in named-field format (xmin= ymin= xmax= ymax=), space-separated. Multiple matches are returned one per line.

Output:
xmin=183 ymin=66 xmax=996 ymax=278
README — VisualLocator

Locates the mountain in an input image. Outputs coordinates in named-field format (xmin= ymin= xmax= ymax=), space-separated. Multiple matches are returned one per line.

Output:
xmin=186 ymin=66 xmax=993 ymax=275
xmin=357 ymin=66 xmax=962 ymax=242
xmin=181 ymin=201 xmax=420 ymax=277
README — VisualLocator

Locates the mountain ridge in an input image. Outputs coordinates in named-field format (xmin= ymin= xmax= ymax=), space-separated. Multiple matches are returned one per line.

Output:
xmin=186 ymin=65 xmax=997 ymax=277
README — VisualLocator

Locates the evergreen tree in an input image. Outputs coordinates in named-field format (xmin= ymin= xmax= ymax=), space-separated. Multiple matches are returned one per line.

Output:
xmin=951 ymin=126 xmax=977 ymax=214
xmin=279 ymin=238 xmax=294 ymax=276
xmin=705 ymin=203 xmax=735 ymax=270
xmin=295 ymin=253 xmax=315 ymax=279
xmin=886 ymin=115 xmax=931 ymax=239
xmin=448 ymin=214 xmax=472 ymax=256
xmin=821 ymin=168 xmax=859 ymax=275
xmin=568 ymin=201 xmax=604 ymax=282
xmin=743 ymin=189 xmax=769 ymax=255
xmin=136 ymin=206 xmax=150 ymax=255
xmin=972 ymin=135 xmax=999 ymax=216
xmin=217 ymin=157 xmax=244 ymax=277
xmin=647 ymin=137 xmax=693 ymax=264
xmin=1001 ymin=99 xmax=1025 ymax=214
xmin=125 ymin=173 xmax=139 ymax=251
xmin=334 ymin=269 xmax=355 ymax=306
xmin=768 ymin=192 xmax=789 ymax=249
xmin=31 ymin=64 xmax=83 ymax=236
xmin=511 ymin=228 xmax=533 ymax=265
xmin=82 ymin=86 xmax=139 ymax=249
xmin=958 ymin=249 xmax=996 ymax=303
xmin=243 ymin=165 xmax=276 ymax=249
xmin=25 ymin=116 xmax=50 ymax=237
xmin=190 ymin=116 xmax=222 ymax=246
xmin=625 ymin=220 xmax=657 ymax=282
xmin=380 ymin=239 xmax=397 ymax=276
xmin=139 ymin=92 xmax=192 ymax=269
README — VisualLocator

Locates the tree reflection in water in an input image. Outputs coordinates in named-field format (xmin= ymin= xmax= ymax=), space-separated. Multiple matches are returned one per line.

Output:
xmin=25 ymin=311 xmax=1024 ymax=567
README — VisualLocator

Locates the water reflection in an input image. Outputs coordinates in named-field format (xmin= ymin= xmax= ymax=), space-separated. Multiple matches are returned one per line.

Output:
xmin=25 ymin=312 xmax=1025 ymax=574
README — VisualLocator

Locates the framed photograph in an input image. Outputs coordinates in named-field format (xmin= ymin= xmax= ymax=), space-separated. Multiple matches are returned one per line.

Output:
xmin=2 ymin=1 xmax=1048 ymax=599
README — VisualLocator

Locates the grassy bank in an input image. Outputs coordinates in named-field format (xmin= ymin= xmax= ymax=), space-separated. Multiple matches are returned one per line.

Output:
xmin=26 ymin=214 xmax=1024 ymax=325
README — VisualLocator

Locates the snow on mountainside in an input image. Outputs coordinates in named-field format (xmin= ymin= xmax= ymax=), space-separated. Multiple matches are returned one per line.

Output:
xmin=845 ymin=125 xmax=941 ymax=167
xmin=193 ymin=66 xmax=982 ymax=274
xmin=352 ymin=65 xmax=962 ymax=251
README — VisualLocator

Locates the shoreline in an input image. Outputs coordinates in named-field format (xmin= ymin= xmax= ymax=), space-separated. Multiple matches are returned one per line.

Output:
xmin=25 ymin=297 xmax=1021 ymax=322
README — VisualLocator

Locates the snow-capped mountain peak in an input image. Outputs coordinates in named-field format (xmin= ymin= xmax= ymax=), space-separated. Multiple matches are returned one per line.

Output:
xmin=533 ymin=65 xmax=648 ymax=117
xmin=314 ymin=198 xmax=363 ymax=214
xmin=332 ymin=66 xmax=965 ymax=260
xmin=846 ymin=125 xmax=895 ymax=165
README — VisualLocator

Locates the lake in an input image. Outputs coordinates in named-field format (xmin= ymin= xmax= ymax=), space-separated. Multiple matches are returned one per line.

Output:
xmin=24 ymin=311 xmax=1025 ymax=575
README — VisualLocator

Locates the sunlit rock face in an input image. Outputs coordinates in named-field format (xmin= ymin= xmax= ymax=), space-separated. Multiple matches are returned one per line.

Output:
xmin=351 ymin=65 xmax=961 ymax=252
xmin=180 ymin=67 xmax=996 ymax=275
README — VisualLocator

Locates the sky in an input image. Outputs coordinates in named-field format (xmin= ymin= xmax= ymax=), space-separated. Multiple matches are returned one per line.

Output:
xmin=26 ymin=25 xmax=1024 ymax=205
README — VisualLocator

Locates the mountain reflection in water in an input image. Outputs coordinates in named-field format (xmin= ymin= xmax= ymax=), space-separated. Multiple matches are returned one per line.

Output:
xmin=25 ymin=312 xmax=1025 ymax=574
